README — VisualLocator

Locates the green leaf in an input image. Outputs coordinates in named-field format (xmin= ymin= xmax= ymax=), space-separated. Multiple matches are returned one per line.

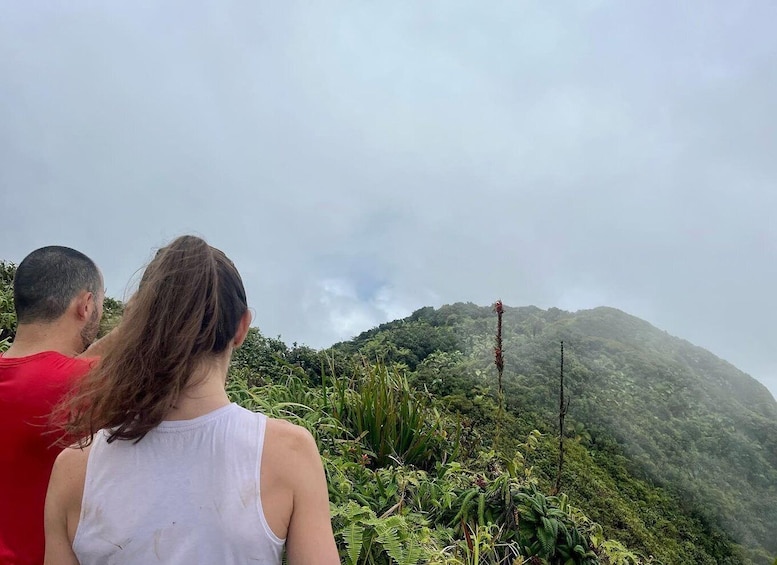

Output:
xmin=537 ymin=525 xmax=556 ymax=557
xmin=342 ymin=521 xmax=364 ymax=565
xmin=541 ymin=516 xmax=559 ymax=540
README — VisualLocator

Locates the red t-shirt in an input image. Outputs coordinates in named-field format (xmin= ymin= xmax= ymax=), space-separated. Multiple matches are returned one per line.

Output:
xmin=0 ymin=351 xmax=93 ymax=565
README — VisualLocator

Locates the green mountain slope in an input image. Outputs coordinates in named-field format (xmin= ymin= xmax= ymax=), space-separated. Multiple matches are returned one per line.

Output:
xmin=335 ymin=303 xmax=777 ymax=563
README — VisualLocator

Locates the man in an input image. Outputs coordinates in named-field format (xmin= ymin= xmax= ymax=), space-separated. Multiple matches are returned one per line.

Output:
xmin=0 ymin=246 xmax=111 ymax=565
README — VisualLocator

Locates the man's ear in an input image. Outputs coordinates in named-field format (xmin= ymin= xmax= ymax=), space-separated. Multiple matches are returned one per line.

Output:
xmin=233 ymin=310 xmax=253 ymax=348
xmin=73 ymin=291 xmax=95 ymax=321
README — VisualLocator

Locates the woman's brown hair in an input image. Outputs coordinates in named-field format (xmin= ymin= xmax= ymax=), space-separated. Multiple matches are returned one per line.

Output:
xmin=59 ymin=235 xmax=248 ymax=445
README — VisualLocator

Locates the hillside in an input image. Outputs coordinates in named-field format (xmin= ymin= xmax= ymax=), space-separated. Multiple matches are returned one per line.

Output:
xmin=2 ymin=260 xmax=776 ymax=563
xmin=334 ymin=303 xmax=777 ymax=563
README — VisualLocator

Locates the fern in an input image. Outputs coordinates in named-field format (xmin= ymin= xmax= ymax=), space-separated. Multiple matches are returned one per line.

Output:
xmin=374 ymin=518 xmax=404 ymax=563
xmin=343 ymin=521 xmax=364 ymax=565
xmin=331 ymin=501 xmax=371 ymax=565
xmin=370 ymin=515 xmax=424 ymax=565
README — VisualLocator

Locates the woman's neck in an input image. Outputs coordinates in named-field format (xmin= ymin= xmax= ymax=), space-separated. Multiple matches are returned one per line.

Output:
xmin=165 ymin=358 xmax=231 ymax=421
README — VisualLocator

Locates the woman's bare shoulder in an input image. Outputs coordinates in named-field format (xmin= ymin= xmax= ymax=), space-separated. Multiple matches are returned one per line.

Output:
xmin=264 ymin=418 xmax=318 ymax=455
xmin=263 ymin=419 xmax=321 ymax=479
xmin=52 ymin=444 xmax=92 ymax=485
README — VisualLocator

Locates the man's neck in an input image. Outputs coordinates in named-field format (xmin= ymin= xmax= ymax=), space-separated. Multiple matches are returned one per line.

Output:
xmin=3 ymin=323 xmax=82 ymax=359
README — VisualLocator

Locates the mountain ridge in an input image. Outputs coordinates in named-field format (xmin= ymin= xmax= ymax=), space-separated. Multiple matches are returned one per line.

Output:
xmin=335 ymin=301 xmax=777 ymax=561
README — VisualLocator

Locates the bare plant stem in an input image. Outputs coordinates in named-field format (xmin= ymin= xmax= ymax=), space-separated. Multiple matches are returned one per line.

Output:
xmin=554 ymin=341 xmax=570 ymax=495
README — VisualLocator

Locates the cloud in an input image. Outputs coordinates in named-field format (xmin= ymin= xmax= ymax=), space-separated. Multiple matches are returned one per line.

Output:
xmin=1 ymin=1 xmax=776 ymax=397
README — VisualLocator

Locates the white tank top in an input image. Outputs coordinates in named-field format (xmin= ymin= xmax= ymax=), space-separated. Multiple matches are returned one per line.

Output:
xmin=73 ymin=403 xmax=285 ymax=565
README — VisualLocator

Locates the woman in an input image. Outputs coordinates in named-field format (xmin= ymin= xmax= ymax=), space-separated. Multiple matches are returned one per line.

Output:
xmin=44 ymin=236 xmax=340 ymax=565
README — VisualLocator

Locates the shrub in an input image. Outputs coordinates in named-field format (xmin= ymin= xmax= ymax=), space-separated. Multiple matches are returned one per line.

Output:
xmin=328 ymin=362 xmax=453 ymax=469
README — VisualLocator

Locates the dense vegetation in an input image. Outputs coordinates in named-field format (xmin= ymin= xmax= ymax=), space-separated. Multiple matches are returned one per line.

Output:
xmin=2 ymin=261 xmax=776 ymax=563
xmin=228 ymin=338 xmax=632 ymax=564
xmin=333 ymin=303 xmax=777 ymax=564
xmin=0 ymin=261 xmax=16 ymax=349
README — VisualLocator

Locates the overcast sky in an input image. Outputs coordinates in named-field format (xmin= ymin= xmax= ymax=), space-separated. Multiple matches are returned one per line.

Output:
xmin=2 ymin=1 xmax=776 ymax=398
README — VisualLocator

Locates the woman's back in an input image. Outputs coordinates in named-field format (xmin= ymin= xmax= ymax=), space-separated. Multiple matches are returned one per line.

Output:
xmin=73 ymin=404 xmax=284 ymax=565
xmin=44 ymin=236 xmax=339 ymax=565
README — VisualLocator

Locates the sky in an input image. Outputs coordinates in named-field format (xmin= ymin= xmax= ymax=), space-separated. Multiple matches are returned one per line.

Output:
xmin=2 ymin=1 xmax=776 ymax=398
